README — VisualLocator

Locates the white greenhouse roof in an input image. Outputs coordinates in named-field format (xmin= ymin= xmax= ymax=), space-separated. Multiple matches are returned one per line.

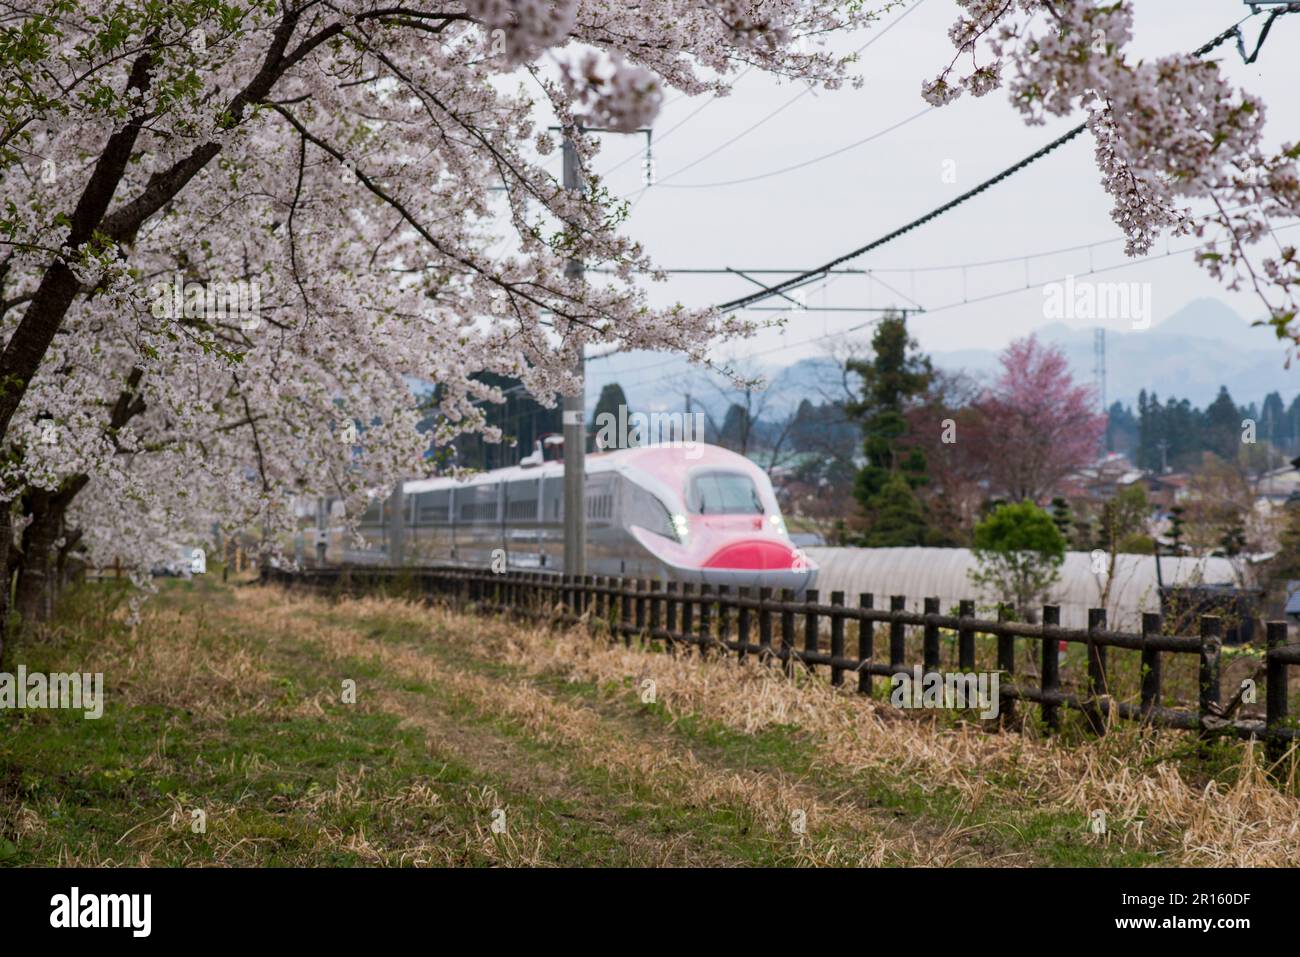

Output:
xmin=804 ymin=547 xmax=1241 ymax=631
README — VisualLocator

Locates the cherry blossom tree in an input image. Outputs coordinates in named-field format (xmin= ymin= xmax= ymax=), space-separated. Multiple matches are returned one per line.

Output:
xmin=968 ymin=335 xmax=1106 ymax=503
xmin=925 ymin=1 xmax=1300 ymax=352
xmin=0 ymin=0 xmax=884 ymax=641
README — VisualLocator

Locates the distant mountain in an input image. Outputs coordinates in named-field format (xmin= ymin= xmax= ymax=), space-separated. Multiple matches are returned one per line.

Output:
xmin=588 ymin=298 xmax=1298 ymax=421
xmin=929 ymin=298 xmax=1297 ymax=410
xmin=1147 ymin=297 xmax=1257 ymax=345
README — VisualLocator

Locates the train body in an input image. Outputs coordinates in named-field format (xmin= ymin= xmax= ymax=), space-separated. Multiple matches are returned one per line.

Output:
xmin=323 ymin=442 xmax=817 ymax=593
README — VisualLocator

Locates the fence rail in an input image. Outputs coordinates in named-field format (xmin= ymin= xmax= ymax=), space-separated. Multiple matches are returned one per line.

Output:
xmin=268 ymin=565 xmax=1299 ymax=757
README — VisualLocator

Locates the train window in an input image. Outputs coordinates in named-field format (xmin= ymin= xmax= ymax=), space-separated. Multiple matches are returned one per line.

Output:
xmin=687 ymin=471 xmax=764 ymax=515
xmin=507 ymin=498 xmax=538 ymax=520
xmin=419 ymin=505 xmax=449 ymax=524
xmin=460 ymin=501 xmax=498 ymax=522
xmin=416 ymin=490 xmax=451 ymax=525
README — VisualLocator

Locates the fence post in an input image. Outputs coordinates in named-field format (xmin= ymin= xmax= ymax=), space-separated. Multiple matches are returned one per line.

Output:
xmin=619 ymin=577 xmax=632 ymax=645
xmin=634 ymin=580 xmax=646 ymax=647
xmin=665 ymin=581 xmax=679 ymax=654
xmin=858 ymin=594 xmax=874 ymax=696
xmin=716 ymin=585 xmax=730 ymax=653
xmin=996 ymin=603 xmax=1015 ymax=725
xmin=698 ymin=584 xmax=713 ymax=655
xmin=681 ymin=582 xmax=695 ymax=649
xmin=830 ymin=591 xmax=846 ymax=687
xmin=781 ymin=588 xmax=796 ymax=678
xmin=1198 ymin=615 xmax=1222 ymax=743
xmin=759 ymin=586 xmax=774 ymax=660
xmin=889 ymin=595 xmax=906 ymax=673
xmin=594 ymin=575 xmax=607 ymax=629
xmin=737 ymin=586 xmax=751 ymax=661
xmin=803 ymin=589 xmax=820 ymax=674
xmin=584 ymin=575 xmax=597 ymax=634
xmin=649 ymin=580 xmax=663 ymax=645
xmin=958 ymin=599 xmax=975 ymax=672
xmin=1140 ymin=612 xmax=1162 ymax=724
xmin=1041 ymin=605 xmax=1061 ymax=733
xmin=1085 ymin=608 xmax=1108 ymax=735
xmin=1266 ymin=620 xmax=1289 ymax=766
xmin=923 ymin=596 xmax=940 ymax=676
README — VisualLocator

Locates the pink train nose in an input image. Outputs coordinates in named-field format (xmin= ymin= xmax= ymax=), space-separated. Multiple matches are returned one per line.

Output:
xmin=703 ymin=540 xmax=802 ymax=571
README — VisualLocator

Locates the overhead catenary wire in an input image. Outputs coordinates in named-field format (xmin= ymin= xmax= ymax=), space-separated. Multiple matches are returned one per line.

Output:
xmin=714 ymin=13 xmax=1257 ymax=314
xmin=588 ymin=219 xmax=1300 ymax=395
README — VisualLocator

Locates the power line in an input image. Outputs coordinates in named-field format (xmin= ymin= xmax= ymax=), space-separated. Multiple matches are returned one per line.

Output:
xmin=655 ymin=106 xmax=934 ymax=189
xmin=622 ymin=0 xmax=932 ymax=199
xmin=714 ymin=13 xmax=1256 ymax=314
xmin=600 ymin=67 xmax=754 ymax=178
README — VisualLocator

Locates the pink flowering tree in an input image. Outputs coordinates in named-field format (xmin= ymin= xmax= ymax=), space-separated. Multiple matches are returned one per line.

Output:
xmin=925 ymin=1 xmax=1300 ymax=351
xmin=969 ymin=336 xmax=1107 ymax=503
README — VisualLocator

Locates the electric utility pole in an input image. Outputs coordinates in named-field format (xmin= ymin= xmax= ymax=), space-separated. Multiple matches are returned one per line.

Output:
xmin=558 ymin=126 xmax=652 ymax=579
xmin=562 ymin=133 xmax=587 ymax=580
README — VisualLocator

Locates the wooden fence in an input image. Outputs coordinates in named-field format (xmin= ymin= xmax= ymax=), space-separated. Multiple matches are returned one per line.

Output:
xmin=268 ymin=565 xmax=1300 ymax=759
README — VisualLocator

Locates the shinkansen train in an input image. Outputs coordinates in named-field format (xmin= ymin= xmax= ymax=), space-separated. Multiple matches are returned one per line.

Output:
xmin=318 ymin=442 xmax=817 ymax=593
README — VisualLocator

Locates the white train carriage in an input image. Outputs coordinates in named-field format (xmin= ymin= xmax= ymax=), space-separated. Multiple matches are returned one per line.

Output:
xmin=333 ymin=442 xmax=817 ymax=593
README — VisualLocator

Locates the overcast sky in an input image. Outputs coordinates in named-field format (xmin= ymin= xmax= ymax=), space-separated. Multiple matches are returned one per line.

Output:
xmin=570 ymin=0 xmax=1300 ymax=396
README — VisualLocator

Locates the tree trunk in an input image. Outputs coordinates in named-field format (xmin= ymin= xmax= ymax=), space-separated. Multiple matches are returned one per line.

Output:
xmin=14 ymin=477 xmax=88 ymax=630
xmin=15 ymin=489 xmax=60 ymax=628
xmin=0 ymin=499 xmax=12 ymax=664
xmin=54 ymin=525 xmax=84 ymax=603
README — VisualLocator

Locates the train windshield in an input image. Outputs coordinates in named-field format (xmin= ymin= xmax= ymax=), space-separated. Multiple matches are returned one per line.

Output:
xmin=688 ymin=471 xmax=764 ymax=515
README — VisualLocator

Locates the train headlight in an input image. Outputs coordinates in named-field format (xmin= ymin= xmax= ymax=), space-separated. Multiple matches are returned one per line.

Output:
xmin=769 ymin=514 xmax=787 ymax=536
xmin=670 ymin=513 xmax=689 ymax=541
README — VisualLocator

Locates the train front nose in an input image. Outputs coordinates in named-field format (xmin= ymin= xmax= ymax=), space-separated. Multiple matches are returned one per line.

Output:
xmin=704 ymin=539 xmax=803 ymax=571
xmin=699 ymin=539 xmax=817 ymax=594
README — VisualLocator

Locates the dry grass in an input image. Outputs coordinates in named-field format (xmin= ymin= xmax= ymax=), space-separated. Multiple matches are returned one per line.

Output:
xmin=224 ymin=589 xmax=917 ymax=865
xmin=271 ymin=587 xmax=1300 ymax=867
xmin=7 ymin=578 xmax=1297 ymax=867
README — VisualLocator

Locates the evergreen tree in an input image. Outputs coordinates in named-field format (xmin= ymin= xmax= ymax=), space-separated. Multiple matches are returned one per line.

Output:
xmin=1261 ymin=391 xmax=1285 ymax=446
xmin=1050 ymin=496 xmax=1073 ymax=540
xmin=1168 ymin=505 xmax=1187 ymax=554
xmin=1136 ymin=389 xmax=1159 ymax=470
xmin=591 ymin=382 xmax=629 ymax=428
xmin=1286 ymin=394 xmax=1300 ymax=449
xmin=590 ymin=382 xmax=631 ymax=448
xmin=1105 ymin=401 xmax=1137 ymax=455
xmin=1202 ymin=386 xmax=1240 ymax=461
xmin=862 ymin=473 xmax=929 ymax=547
xmin=718 ymin=403 xmax=752 ymax=452
xmin=846 ymin=313 xmax=932 ymax=534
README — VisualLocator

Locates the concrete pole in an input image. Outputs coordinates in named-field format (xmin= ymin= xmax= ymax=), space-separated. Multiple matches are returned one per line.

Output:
xmin=388 ymin=482 xmax=406 ymax=565
xmin=562 ymin=134 xmax=586 ymax=579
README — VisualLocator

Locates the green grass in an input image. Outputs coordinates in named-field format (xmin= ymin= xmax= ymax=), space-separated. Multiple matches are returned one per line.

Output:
xmin=1 ymin=577 xmax=1294 ymax=867
xmin=305 ymin=600 xmax=1178 ymax=865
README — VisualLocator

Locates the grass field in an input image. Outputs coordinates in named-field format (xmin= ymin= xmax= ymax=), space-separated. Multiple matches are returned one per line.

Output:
xmin=1 ymin=575 xmax=1298 ymax=867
